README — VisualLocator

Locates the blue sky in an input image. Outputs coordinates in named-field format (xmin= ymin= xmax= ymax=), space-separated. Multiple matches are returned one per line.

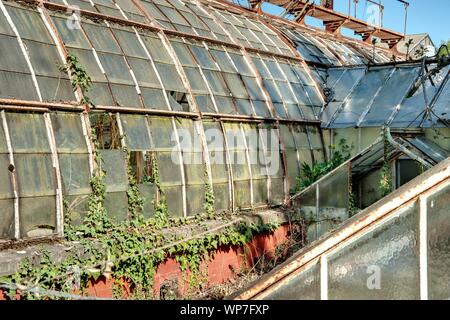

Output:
xmin=262 ymin=0 xmax=449 ymax=45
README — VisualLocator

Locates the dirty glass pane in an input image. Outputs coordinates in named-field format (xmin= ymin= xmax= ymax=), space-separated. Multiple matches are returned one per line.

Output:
xmin=295 ymin=185 xmax=317 ymax=242
xmin=242 ymin=76 xmax=265 ymax=101
xmin=0 ymin=9 xmax=14 ymax=35
xmin=285 ymin=150 xmax=299 ymax=185
xmin=82 ymin=23 xmax=121 ymax=54
xmin=195 ymin=95 xmax=216 ymax=113
xmin=148 ymin=117 xmax=176 ymax=149
xmin=215 ymin=96 xmax=236 ymax=114
xmin=23 ymin=40 xmax=65 ymax=78
xmin=65 ymin=194 xmax=90 ymax=227
xmin=120 ymin=115 xmax=152 ymax=151
xmin=213 ymin=182 xmax=229 ymax=212
xmin=7 ymin=113 xmax=50 ymax=153
xmin=59 ymin=154 xmax=91 ymax=195
xmin=171 ymin=41 xmax=196 ymax=66
xmin=317 ymin=165 xmax=350 ymax=238
xmin=110 ymin=84 xmax=141 ymax=108
xmin=253 ymin=179 xmax=268 ymax=205
xmin=157 ymin=152 xmax=182 ymax=184
xmin=210 ymin=49 xmax=235 ymax=73
xmin=253 ymin=100 xmax=270 ymax=117
xmin=0 ymin=154 xmax=13 ymax=199
xmin=164 ymin=185 xmax=183 ymax=218
xmin=15 ymin=154 xmax=56 ymax=197
xmin=223 ymin=73 xmax=248 ymax=99
xmin=189 ymin=45 xmax=217 ymax=70
xmin=0 ymin=199 xmax=14 ymax=239
xmin=50 ymin=16 xmax=90 ymax=48
xmin=142 ymin=88 xmax=168 ymax=110
xmin=37 ymin=76 xmax=76 ymax=102
xmin=184 ymin=67 xmax=208 ymax=93
xmin=332 ymin=68 xmax=391 ymax=128
xmin=263 ymin=261 xmax=320 ymax=300
xmin=97 ymin=53 xmax=134 ymax=85
xmin=0 ymin=71 xmax=39 ymax=101
xmin=141 ymin=35 xmax=172 ymax=64
xmin=234 ymin=180 xmax=251 ymax=208
xmin=6 ymin=6 xmax=52 ymax=43
xmin=183 ymin=156 xmax=205 ymax=184
xmin=229 ymin=53 xmax=252 ymax=76
xmin=235 ymin=99 xmax=253 ymax=116
xmin=203 ymin=70 xmax=229 ymax=96
xmin=90 ymin=82 xmax=114 ymax=106
xmin=20 ymin=196 xmax=56 ymax=238
xmin=112 ymin=28 xmax=147 ymax=59
xmin=51 ymin=113 xmax=87 ymax=153
xmin=104 ymin=191 xmax=128 ymax=223
xmin=65 ymin=48 xmax=106 ymax=82
xmin=428 ymin=184 xmax=450 ymax=299
xmin=328 ymin=202 xmax=420 ymax=300
xmin=0 ymin=126 xmax=8 ymax=154
xmin=0 ymin=35 xmax=30 ymax=73
xmin=100 ymin=150 xmax=128 ymax=192
xmin=154 ymin=62 xmax=185 ymax=91
xmin=186 ymin=185 xmax=204 ymax=217
xmin=128 ymin=57 xmax=161 ymax=88
xmin=270 ymin=177 xmax=284 ymax=205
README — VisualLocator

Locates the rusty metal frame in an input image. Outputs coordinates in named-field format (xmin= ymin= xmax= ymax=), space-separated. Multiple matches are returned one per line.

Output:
xmin=43 ymin=113 xmax=64 ymax=236
xmin=1 ymin=110 xmax=20 ymax=240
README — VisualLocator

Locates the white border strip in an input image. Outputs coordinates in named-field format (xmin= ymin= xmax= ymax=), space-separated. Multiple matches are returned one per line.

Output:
xmin=419 ymin=195 xmax=428 ymax=300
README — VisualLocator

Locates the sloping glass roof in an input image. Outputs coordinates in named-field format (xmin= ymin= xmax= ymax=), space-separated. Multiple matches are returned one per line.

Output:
xmin=322 ymin=63 xmax=450 ymax=129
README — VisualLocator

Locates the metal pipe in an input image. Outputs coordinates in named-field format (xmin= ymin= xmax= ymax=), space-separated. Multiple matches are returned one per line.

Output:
xmin=385 ymin=127 xmax=431 ymax=168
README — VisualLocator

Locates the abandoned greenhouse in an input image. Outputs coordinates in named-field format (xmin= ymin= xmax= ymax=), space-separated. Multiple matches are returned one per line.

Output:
xmin=0 ymin=0 xmax=449 ymax=301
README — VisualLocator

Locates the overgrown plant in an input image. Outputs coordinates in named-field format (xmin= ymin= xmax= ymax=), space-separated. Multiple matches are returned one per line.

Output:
xmin=348 ymin=191 xmax=359 ymax=217
xmin=78 ymin=129 xmax=111 ymax=238
xmin=59 ymin=53 xmax=94 ymax=107
xmin=203 ymin=169 xmax=215 ymax=219
xmin=2 ymin=133 xmax=291 ymax=300
xmin=125 ymin=150 xmax=145 ymax=225
xmin=379 ymin=128 xmax=393 ymax=197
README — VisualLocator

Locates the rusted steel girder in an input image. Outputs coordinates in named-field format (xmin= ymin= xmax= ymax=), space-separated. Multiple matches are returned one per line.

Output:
xmin=265 ymin=0 xmax=405 ymax=49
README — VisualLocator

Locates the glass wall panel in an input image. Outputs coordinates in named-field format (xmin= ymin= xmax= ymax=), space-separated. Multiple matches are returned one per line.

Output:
xmin=428 ymin=184 xmax=450 ymax=299
xmin=262 ymin=261 xmax=320 ymax=300
xmin=328 ymin=202 xmax=420 ymax=300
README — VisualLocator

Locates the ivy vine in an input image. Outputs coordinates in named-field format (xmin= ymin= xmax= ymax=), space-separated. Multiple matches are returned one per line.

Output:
xmin=380 ymin=128 xmax=393 ymax=197
xmin=59 ymin=53 xmax=94 ymax=107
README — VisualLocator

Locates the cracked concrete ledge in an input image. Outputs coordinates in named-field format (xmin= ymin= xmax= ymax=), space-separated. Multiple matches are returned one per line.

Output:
xmin=0 ymin=209 xmax=294 ymax=277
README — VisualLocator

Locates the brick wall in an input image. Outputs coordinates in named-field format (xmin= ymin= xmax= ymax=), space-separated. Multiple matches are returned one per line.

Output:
xmin=0 ymin=224 xmax=291 ymax=300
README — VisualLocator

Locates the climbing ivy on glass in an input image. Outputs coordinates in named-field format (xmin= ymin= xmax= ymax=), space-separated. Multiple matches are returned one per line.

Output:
xmin=203 ymin=168 xmax=215 ymax=219
xmin=125 ymin=150 xmax=145 ymax=225
xmin=1 ymin=132 xmax=288 ymax=299
xmin=59 ymin=54 xmax=94 ymax=107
